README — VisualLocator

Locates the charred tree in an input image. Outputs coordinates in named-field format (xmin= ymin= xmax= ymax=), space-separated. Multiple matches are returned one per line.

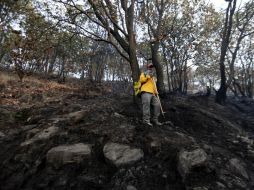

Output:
xmin=216 ymin=0 xmax=237 ymax=104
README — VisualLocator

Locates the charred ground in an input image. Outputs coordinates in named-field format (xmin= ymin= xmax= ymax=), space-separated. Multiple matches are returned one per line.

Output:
xmin=0 ymin=72 xmax=254 ymax=190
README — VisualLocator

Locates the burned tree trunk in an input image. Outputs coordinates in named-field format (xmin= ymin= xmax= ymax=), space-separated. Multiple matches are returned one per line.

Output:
xmin=216 ymin=0 xmax=237 ymax=104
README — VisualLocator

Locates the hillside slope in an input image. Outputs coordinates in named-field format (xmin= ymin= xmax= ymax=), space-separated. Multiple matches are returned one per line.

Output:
xmin=0 ymin=72 xmax=254 ymax=190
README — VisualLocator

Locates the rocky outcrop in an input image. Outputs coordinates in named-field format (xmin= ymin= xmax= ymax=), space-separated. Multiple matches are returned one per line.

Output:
xmin=66 ymin=110 xmax=87 ymax=123
xmin=228 ymin=158 xmax=249 ymax=180
xmin=103 ymin=142 xmax=144 ymax=167
xmin=21 ymin=126 xmax=59 ymax=146
xmin=177 ymin=148 xmax=208 ymax=180
xmin=47 ymin=143 xmax=92 ymax=169
xmin=0 ymin=131 xmax=5 ymax=139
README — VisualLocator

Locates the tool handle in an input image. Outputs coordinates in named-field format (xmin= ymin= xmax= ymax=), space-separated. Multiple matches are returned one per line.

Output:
xmin=152 ymin=78 xmax=165 ymax=117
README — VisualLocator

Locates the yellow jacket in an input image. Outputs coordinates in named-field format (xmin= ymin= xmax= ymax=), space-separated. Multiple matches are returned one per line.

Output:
xmin=140 ymin=72 xmax=158 ymax=95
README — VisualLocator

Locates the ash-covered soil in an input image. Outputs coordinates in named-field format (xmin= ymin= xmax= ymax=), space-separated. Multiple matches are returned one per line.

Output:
xmin=0 ymin=78 xmax=254 ymax=190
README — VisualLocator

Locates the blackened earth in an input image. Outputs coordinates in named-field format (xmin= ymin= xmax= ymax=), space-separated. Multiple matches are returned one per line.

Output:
xmin=0 ymin=88 xmax=254 ymax=190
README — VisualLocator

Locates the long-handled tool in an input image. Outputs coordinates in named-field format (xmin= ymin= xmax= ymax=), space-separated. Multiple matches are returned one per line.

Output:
xmin=152 ymin=77 xmax=166 ymax=118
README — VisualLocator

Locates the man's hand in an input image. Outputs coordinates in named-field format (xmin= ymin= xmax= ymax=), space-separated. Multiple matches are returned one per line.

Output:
xmin=145 ymin=70 xmax=153 ymax=77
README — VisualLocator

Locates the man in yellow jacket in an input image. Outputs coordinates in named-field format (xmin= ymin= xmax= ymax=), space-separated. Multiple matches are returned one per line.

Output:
xmin=140 ymin=63 xmax=162 ymax=126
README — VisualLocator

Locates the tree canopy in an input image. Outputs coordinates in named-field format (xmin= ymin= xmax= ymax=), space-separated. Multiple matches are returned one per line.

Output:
xmin=0 ymin=0 xmax=254 ymax=102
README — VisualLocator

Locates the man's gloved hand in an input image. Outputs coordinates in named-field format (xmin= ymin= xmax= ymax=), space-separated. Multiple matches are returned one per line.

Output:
xmin=144 ymin=70 xmax=153 ymax=78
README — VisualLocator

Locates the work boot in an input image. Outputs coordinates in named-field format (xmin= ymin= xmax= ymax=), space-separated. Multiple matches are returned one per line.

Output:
xmin=143 ymin=120 xmax=153 ymax=127
xmin=152 ymin=120 xmax=163 ymax=126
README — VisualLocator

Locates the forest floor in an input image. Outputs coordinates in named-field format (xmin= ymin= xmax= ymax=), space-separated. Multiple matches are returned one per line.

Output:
xmin=0 ymin=71 xmax=254 ymax=190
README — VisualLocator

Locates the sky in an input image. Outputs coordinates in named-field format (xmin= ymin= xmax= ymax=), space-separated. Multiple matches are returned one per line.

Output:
xmin=211 ymin=0 xmax=250 ymax=10
xmin=213 ymin=0 xmax=227 ymax=10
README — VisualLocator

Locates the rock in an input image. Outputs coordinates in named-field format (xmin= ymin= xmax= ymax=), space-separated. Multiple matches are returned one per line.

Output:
xmin=26 ymin=115 xmax=45 ymax=124
xmin=148 ymin=131 xmax=196 ymax=151
xmin=0 ymin=131 xmax=6 ymax=138
xmin=192 ymin=187 xmax=208 ymax=190
xmin=170 ymin=132 xmax=196 ymax=145
xmin=21 ymin=124 xmax=37 ymax=131
xmin=202 ymin=144 xmax=213 ymax=153
xmin=229 ymin=158 xmax=249 ymax=180
xmin=164 ymin=120 xmax=174 ymax=126
xmin=67 ymin=110 xmax=87 ymax=123
xmin=103 ymin=142 xmax=144 ymax=167
xmin=237 ymin=135 xmax=253 ymax=145
xmin=150 ymin=140 xmax=161 ymax=150
xmin=126 ymin=185 xmax=137 ymax=190
xmin=119 ymin=124 xmax=135 ymax=130
xmin=48 ymin=117 xmax=69 ymax=126
xmin=26 ymin=128 xmax=41 ymax=139
xmin=21 ymin=126 xmax=59 ymax=146
xmin=231 ymin=176 xmax=247 ymax=188
xmin=47 ymin=143 xmax=91 ymax=169
xmin=216 ymin=181 xmax=226 ymax=189
xmin=177 ymin=148 xmax=208 ymax=180
xmin=113 ymin=112 xmax=125 ymax=118
xmin=247 ymin=149 xmax=254 ymax=158
xmin=34 ymin=126 xmax=59 ymax=139
xmin=62 ymin=103 xmax=82 ymax=113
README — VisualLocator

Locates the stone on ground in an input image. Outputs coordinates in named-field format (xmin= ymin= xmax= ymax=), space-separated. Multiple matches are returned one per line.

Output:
xmin=177 ymin=148 xmax=208 ymax=179
xmin=47 ymin=143 xmax=92 ymax=168
xmin=21 ymin=126 xmax=59 ymax=146
xmin=229 ymin=158 xmax=249 ymax=180
xmin=103 ymin=142 xmax=144 ymax=167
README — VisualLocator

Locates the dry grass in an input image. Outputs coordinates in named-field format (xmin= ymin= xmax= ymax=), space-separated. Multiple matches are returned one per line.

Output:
xmin=0 ymin=71 xmax=79 ymax=106
xmin=0 ymin=71 xmax=76 ymax=89
xmin=0 ymin=72 xmax=17 ymax=85
xmin=23 ymin=75 xmax=78 ymax=91
xmin=0 ymin=71 xmax=112 ymax=106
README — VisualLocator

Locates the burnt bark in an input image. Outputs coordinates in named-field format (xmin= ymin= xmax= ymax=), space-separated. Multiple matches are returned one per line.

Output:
xmin=87 ymin=0 xmax=140 ymax=83
xmin=216 ymin=0 xmax=237 ymax=105
xmin=150 ymin=42 xmax=165 ymax=94
xmin=145 ymin=0 xmax=166 ymax=94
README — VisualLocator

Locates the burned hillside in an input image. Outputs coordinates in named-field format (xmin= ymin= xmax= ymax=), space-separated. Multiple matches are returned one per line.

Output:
xmin=0 ymin=72 xmax=254 ymax=190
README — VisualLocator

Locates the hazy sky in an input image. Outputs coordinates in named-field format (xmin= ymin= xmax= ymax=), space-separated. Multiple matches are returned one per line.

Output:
xmin=211 ymin=0 xmax=250 ymax=10
xmin=213 ymin=0 xmax=227 ymax=9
